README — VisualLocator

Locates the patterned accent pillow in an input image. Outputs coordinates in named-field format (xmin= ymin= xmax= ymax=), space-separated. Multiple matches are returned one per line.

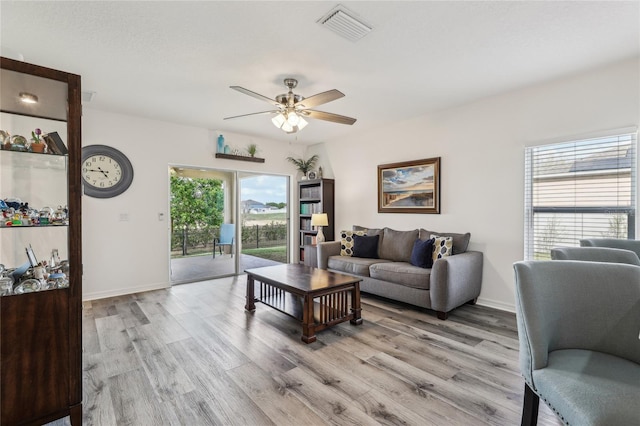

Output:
xmin=431 ymin=234 xmax=453 ymax=262
xmin=340 ymin=230 xmax=366 ymax=256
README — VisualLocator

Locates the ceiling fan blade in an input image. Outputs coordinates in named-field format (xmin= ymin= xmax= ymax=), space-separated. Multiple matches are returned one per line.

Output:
xmin=304 ymin=110 xmax=357 ymax=125
xmin=230 ymin=86 xmax=281 ymax=107
xmin=223 ymin=110 xmax=278 ymax=120
xmin=295 ymin=89 xmax=344 ymax=109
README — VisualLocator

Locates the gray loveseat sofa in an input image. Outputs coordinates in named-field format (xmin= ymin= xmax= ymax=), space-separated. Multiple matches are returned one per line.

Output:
xmin=317 ymin=226 xmax=483 ymax=319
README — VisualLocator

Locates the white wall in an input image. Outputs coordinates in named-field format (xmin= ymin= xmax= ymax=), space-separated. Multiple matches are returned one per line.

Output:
xmin=311 ymin=57 xmax=640 ymax=312
xmin=82 ymin=109 xmax=305 ymax=300
xmin=82 ymin=57 xmax=639 ymax=306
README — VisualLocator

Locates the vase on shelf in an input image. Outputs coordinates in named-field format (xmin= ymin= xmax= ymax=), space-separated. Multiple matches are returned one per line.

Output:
xmin=31 ymin=143 xmax=45 ymax=153
xmin=217 ymin=135 xmax=225 ymax=153
xmin=224 ymin=145 xmax=230 ymax=154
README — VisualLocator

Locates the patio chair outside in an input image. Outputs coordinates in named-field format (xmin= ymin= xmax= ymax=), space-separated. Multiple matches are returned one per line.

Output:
xmin=213 ymin=223 xmax=235 ymax=258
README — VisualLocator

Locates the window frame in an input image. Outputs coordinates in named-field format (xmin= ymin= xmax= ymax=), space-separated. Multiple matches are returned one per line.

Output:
xmin=524 ymin=131 xmax=637 ymax=260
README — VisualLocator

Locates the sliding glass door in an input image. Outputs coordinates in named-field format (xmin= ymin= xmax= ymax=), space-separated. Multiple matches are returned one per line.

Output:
xmin=239 ymin=172 xmax=289 ymax=271
xmin=169 ymin=166 xmax=236 ymax=284
xmin=168 ymin=167 xmax=289 ymax=284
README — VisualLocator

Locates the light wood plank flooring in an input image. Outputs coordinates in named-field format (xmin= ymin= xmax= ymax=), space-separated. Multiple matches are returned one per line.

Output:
xmin=56 ymin=275 xmax=564 ymax=425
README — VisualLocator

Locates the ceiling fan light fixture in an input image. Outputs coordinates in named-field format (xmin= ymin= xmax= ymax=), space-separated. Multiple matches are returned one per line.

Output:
xmin=297 ymin=116 xmax=308 ymax=131
xmin=287 ymin=111 xmax=300 ymax=126
xmin=281 ymin=120 xmax=294 ymax=133
xmin=228 ymin=78 xmax=356 ymax=134
xmin=19 ymin=92 xmax=38 ymax=104
xmin=272 ymin=113 xmax=286 ymax=129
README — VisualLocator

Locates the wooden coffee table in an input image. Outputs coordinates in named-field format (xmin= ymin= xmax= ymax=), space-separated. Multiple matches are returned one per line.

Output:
xmin=245 ymin=263 xmax=363 ymax=343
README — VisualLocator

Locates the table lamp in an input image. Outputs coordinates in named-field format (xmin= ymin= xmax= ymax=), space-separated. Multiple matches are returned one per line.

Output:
xmin=311 ymin=213 xmax=329 ymax=243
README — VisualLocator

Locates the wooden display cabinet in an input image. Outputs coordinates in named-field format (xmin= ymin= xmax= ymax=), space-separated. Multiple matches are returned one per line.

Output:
xmin=0 ymin=57 xmax=82 ymax=425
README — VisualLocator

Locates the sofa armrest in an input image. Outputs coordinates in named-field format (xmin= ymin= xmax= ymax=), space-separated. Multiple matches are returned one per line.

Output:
xmin=317 ymin=241 xmax=341 ymax=269
xmin=430 ymin=251 xmax=483 ymax=313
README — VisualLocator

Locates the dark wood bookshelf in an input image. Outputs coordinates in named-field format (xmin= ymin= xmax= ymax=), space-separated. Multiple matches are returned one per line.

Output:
xmin=297 ymin=178 xmax=334 ymax=264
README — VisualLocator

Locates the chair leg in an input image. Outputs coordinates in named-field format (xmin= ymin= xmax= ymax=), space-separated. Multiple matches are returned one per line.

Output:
xmin=522 ymin=383 xmax=539 ymax=426
xmin=212 ymin=241 xmax=216 ymax=259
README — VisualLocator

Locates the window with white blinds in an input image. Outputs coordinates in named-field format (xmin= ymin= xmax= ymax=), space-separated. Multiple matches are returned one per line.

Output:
xmin=524 ymin=132 xmax=637 ymax=260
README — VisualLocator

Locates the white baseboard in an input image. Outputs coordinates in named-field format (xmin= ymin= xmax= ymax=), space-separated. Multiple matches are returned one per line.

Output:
xmin=476 ymin=297 xmax=515 ymax=313
xmin=83 ymin=282 xmax=170 ymax=301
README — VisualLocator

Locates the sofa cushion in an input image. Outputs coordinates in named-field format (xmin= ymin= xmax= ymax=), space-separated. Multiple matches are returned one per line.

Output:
xmin=353 ymin=225 xmax=384 ymax=256
xmin=353 ymin=225 xmax=383 ymax=234
xmin=432 ymin=235 xmax=453 ymax=261
xmin=379 ymin=228 xmax=419 ymax=262
xmin=369 ymin=262 xmax=431 ymax=290
xmin=410 ymin=238 xmax=434 ymax=268
xmin=340 ymin=230 xmax=366 ymax=256
xmin=533 ymin=349 xmax=640 ymax=426
xmin=328 ymin=255 xmax=390 ymax=277
xmin=419 ymin=229 xmax=471 ymax=254
xmin=353 ymin=234 xmax=379 ymax=259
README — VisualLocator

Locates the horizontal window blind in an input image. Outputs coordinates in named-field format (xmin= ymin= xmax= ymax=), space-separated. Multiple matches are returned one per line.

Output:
xmin=524 ymin=132 xmax=637 ymax=260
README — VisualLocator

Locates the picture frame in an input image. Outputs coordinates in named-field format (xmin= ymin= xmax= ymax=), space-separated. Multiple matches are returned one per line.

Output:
xmin=42 ymin=131 xmax=68 ymax=155
xmin=378 ymin=157 xmax=441 ymax=214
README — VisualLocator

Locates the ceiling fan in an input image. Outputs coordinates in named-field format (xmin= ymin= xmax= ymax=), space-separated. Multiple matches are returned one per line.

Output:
xmin=224 ymin=78 xmax=357 ymax=134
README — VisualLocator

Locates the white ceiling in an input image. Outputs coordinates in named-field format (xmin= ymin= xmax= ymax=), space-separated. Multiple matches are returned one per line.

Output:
xmin=1 ymin=1 xmax=639 ymax=145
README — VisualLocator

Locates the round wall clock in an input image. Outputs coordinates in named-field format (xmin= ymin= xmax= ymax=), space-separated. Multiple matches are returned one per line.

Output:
xmin=81 ymin=145 xmax=134 ymax=198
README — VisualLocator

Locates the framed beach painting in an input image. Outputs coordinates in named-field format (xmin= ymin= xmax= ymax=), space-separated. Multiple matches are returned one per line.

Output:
xmin=378 ymin=157 xmax=441 ymax=214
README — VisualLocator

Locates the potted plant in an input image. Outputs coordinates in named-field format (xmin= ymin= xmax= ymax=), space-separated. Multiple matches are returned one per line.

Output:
xmin=286 ymin=154 xmax=319 ymax=179
xmin=246 ymin=143 xmax=258 ymax=157
xmin=30 ymin=128 xmax=45 ymax=153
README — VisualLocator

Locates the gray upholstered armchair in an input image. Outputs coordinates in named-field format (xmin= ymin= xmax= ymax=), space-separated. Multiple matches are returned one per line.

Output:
xmin=513 ymin=260 xmax=640 ymax=425
xmin=580 ymin=238 xmax=640 ymax=259
xmin=550 ymin=246 xmax=640 ymax=265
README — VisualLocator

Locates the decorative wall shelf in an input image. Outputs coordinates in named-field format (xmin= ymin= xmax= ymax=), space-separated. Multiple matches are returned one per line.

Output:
xmin=215 ymin=153 xmax=265 ymax=163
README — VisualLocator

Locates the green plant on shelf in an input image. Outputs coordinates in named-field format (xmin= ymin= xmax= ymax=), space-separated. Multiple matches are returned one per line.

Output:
xmin=246 ymin=143 xmax=258 ymax=157
xmin=286 ymin=154 xmax=318 ymax=174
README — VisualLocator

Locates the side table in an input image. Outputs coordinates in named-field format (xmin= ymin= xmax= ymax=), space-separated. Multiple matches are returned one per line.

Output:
xmin=303 ymin=244 xmax=318 ymax=267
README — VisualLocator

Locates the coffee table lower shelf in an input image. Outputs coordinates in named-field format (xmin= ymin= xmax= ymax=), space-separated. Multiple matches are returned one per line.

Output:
xmin=245 ymin=265 xmax=363 ymax=343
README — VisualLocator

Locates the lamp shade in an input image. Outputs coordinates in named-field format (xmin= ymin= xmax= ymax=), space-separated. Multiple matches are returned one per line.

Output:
xmin=311 ymin=213 xmax=328 ymax=227
xmin=272 ymin=113 xmax=286 ymax=129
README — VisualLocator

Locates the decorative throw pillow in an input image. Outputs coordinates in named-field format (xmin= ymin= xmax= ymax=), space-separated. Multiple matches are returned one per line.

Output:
xmin=410 ymin=238 xmax=435 ymax=268
xmin=340 ymin=230 xmax=366 ymax=256
xmin=352 ymin=234 xmax=379 ymax=259
xmin=431 ymin=234 xmax=453 ymax=262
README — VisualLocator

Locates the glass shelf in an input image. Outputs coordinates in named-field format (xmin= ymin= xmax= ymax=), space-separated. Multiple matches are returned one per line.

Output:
xmin=1 ymin=223 xmax=69 ymax=228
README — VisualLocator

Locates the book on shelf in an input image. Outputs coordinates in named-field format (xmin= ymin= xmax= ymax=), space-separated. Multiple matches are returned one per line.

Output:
xmin=300 ymin=186 xmax=321 ymax=199
xmin=300 ymin=218 xmax=312 ymax=231
xmin=43 ymin=131 xmax=68 ymax=155
xmin=300 ymin=203 xmax=321 ymax=214
xmin=302 ymin=234 xmax=316 ymax=245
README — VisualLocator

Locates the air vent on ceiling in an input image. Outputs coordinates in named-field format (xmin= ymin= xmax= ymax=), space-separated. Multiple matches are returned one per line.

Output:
xmin=318 ymin=5 xmax=372 ymax=42
xmin=82 ymin=91 xmax=96 ymax=103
